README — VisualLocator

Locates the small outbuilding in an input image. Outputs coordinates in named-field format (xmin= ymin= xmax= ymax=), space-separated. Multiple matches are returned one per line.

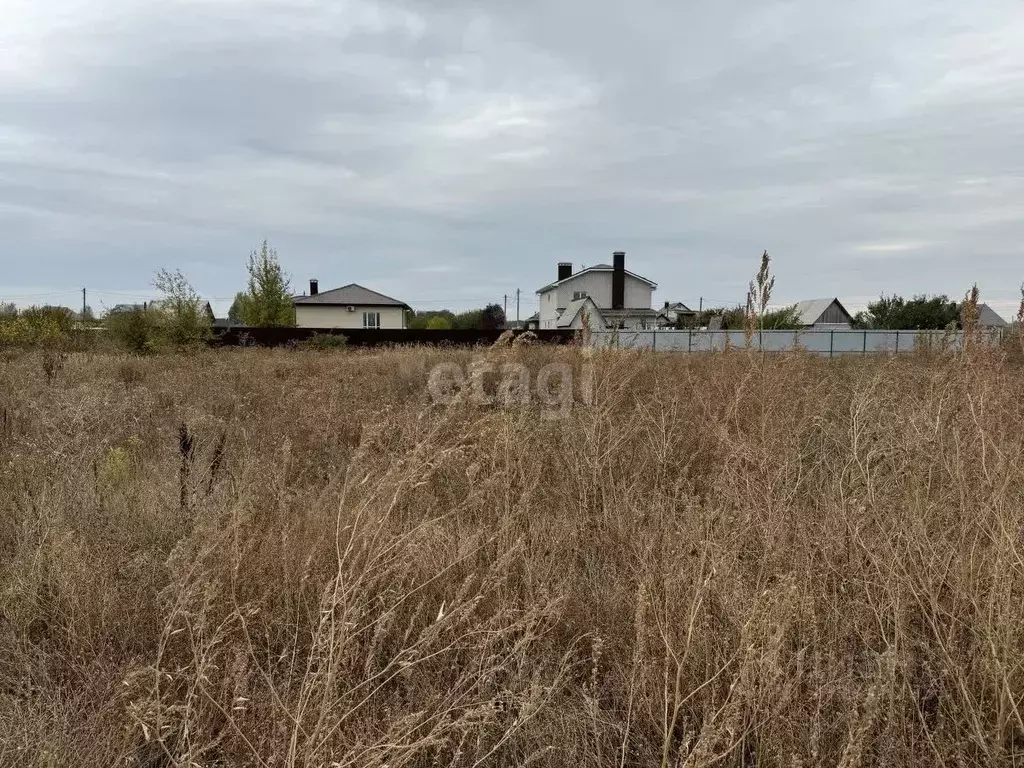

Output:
xmin=793 ymin=298 xmax=853 ymax=328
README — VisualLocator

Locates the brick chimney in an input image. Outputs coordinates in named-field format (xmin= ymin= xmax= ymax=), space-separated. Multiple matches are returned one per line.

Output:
xmin=557 ymin=262 xmax=572 ymax=281
xmin=612 ymin=251 xmax=625 ymax=310
xmin=310 ymin=279 xmax=319 ymax=296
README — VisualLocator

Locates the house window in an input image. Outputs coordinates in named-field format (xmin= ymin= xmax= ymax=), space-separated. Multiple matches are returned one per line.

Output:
xmin=362 ymin=311 xmax=381 ymax=329
xmin=572 ymin=290 xmax=588 ymax=300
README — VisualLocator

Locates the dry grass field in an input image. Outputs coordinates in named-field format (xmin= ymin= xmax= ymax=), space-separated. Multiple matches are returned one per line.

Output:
xmin=1 ymin=342 xmax=1023 ymax=767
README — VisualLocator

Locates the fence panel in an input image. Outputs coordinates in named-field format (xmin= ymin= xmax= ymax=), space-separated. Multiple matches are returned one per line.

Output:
xmin=585 ymin=328 xmax=1000 ymax=354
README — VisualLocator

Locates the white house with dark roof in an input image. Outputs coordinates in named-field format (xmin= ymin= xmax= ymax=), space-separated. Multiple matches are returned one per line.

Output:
xmin=293 ymin=280 xmax=412 ymax=329
xmin=536 ymin=252 xmax=659 ymax=330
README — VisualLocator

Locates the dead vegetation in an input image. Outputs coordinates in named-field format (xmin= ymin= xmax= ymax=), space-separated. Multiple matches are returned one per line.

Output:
xmin=0 ymin=343 xmax=1023 ymax=767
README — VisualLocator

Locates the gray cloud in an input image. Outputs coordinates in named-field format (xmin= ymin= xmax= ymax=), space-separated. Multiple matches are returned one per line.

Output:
xmin=2 ymin=0 xmax=1023 ymax=317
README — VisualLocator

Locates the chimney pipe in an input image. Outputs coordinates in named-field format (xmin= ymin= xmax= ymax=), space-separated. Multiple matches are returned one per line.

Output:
xmin=612 ymin=251 xmax=625 ymax=310
xmin=664 ymin=301 xmax=670 ymax=309
xmin=310 ymin=279 xmax=319 ymax=296
xmin=557 ymin=262 xmax=572 ymax=281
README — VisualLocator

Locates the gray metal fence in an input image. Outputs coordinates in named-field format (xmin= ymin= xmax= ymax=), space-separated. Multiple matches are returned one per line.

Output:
xmin=589 ymin=328 xmax=1004 ymax=356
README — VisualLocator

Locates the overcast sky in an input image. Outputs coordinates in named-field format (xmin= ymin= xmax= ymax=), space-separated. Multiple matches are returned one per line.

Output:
xmin=3 ymin=0 xmax=1023 ymax=318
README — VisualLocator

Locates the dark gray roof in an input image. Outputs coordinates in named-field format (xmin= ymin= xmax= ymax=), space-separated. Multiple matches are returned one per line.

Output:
xmin=293 ymin=283 xmax=410 ymax=308
xmin=536 ymin=264 xmax=658 ymax=293
xmin=557 ymin=296 xmax=605 ymax=328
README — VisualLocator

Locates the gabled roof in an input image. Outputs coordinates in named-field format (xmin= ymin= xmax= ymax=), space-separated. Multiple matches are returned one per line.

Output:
xmin=557 ymin=296 xmax=605 ymax=328
xmin=536 ymin=264 xmax=658 ymax=294
xmin=977 ymin=303 xmax=1008 ymax=328
xmin=658 ymin=302 xmax=693 ymax=315
xmin=793 ymin=298 xmax=852 ymax=326
xmin=293 ymin=283 xmax=410 ymax=309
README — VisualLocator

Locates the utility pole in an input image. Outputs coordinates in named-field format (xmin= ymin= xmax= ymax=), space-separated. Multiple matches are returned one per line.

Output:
xmin=504 ymin=294 xmax=508 ymax=321
xmin=699 ymin=296 xmax=703 ymax=313
xmin=516 ymin=289 xmax=520 ymax=323
xmin=82 ymin=288 xmax=87 ymax=322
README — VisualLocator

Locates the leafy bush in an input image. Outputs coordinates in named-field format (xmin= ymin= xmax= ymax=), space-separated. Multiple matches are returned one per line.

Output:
xmin=105 ymin=307 xmax=166 ymax=355
xmin=0 ymin=305 xmax=74 ymax=346
xmin=153 ymin=269 xmax=213 ymax=348
xmin=759 ymin=304 xmax=803 ymax=330
xmin=425 ymin=315 xmax=455 ymax=330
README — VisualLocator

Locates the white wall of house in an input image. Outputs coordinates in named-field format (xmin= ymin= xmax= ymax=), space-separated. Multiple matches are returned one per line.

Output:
xmin=539 ymin=290 xmax=561 ymax=329
xmin=624 ymin=277 xmax=654 ymax=310
xmin=295 ymin=305 xmax=407 ymax=329
xmin=538 ymin=272 xmax=654 ymax=329
xmin=555 ymin=271 xmax=613 ymax=309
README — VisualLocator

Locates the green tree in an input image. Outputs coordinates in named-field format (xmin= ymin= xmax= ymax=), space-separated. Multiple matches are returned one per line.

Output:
xmin=480 ymin=303 xmax=506 ymax=330
xmin=227 ymin=292 xmax=250 ymax=324
xmin=453 ymin=309 xmax=483 ymax=330
xmin=411 ymin=306 xmax=503 ymax=330
xmin=680 ymin=307 xmax=746 ymax=330
xmin=760 ymin=305 xmax=802 ymax=330
xmin=853 ymin=294 xmax=960 ymax=330
xmin=238 ymin=241 xmax=294 ymax=327
xmin=410 ymin=310 xmax=457 ymax=329
xmin=153 ymin=269 xmax=212 ymax=347
xmin=0 ymin=302 xmax=16 ymax=319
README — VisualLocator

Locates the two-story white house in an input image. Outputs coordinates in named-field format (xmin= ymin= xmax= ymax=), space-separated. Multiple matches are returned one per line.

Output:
xmin=536 ymin=252 xmax=659 ymax=330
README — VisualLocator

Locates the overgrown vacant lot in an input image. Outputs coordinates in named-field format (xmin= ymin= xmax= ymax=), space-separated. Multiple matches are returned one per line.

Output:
xmin=1 ymin=345 xmax=1023 ymax=767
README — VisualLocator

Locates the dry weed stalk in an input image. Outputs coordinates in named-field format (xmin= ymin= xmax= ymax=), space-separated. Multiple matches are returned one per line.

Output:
xmin=745 ymin=250 xmax=775 ymax=349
